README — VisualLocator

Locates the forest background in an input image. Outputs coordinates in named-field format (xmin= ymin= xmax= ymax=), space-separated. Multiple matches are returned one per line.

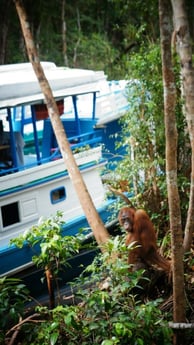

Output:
xmin=0 ymin=0 xmax=192 ymax=78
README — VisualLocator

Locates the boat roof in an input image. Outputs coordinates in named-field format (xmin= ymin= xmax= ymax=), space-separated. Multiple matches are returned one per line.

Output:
xmin=0 ymin=62 xmax=106 ymax=109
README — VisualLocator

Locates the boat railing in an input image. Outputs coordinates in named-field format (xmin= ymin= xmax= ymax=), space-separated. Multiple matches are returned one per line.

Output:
xmin=0 ymin=127 xmax=104 ymax=176
xmin=49 ymin=129 xmax=103 ymax=161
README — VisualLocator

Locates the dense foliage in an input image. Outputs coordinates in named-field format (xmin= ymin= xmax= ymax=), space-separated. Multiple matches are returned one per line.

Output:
xmin=106 ymin=42 xmax=191 ymax=236
xmin=4 ymin=236 xmax=173 ymax=345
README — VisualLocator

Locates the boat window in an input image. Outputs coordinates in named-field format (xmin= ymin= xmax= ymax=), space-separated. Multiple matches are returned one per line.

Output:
xmin=50 ymin=187 xmax=66 ymax=204
xmin=1 ymin=202 xmax=20 ymax=228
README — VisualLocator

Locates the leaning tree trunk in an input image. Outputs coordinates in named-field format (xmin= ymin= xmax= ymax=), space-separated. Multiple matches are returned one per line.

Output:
xmin=171 ymin=0 xmax=194 ymax=253
xmin=14 ymin=0 xmax=110 ymax=249
xmin=159 ymin=2 xmax=186 ymax=344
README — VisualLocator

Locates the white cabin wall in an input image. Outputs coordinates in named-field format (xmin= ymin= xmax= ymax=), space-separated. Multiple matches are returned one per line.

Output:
xmin=0 ymin=165 xmax=106 ymax=247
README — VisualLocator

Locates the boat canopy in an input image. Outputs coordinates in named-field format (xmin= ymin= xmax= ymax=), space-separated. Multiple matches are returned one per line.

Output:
xmin=0 ymin=62 xmax=106 ymax=109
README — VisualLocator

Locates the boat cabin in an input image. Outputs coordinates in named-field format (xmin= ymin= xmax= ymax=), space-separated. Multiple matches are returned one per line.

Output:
xmin=0 ymin=62 xmax=129 ymax=276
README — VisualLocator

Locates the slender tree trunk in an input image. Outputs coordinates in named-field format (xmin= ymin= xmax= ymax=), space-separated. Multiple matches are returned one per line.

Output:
xmin=0 ymin=0 xmax=11 ymax=64
xmin=171 ymin=0 xmax=194 ymax=253
xmin=73 ymin=6 xmax=81 ymax=67
xmin=159 ymin=1 xmax=186 ymax=344
xmin=61 ymin=0 xmax=68 ymax=66
xmin=45 ymin=266 xmax=55 ymax=309
xmin=14 ymin=0 xmax=110 ymax=248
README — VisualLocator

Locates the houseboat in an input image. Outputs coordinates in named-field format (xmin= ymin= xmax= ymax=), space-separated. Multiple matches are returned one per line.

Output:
xmin=0 ymin=62 xmax=129 ymax=277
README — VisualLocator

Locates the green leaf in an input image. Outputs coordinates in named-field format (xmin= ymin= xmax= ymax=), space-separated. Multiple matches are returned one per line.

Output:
xmin=101 ymin=340 xmax=114 ymax=345
xmin=50 ymin=332 xmax=59 ymax=345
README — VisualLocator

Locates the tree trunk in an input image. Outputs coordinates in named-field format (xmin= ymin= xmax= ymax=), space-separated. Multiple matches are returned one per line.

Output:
xmin=45 ymin=266 xmax=55 ymax=309
xmin=14 ymin=0 xmax=110 ymax=248
xmin=73 ymin=6 xmax=81 ymax=67
xmin=0 ymin=0 xmax=11 ymax=64
xmin=61 ymin=0 xmax=68 ymax=66
xmin=159 ymin=1 xmax=186 ymax=344
xmin=171 ymin=0 xmax=194 ymax=253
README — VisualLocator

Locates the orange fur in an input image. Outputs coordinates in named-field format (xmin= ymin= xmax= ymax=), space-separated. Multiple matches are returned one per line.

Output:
xmin=118 ymin=207 xmax=171 ymax=273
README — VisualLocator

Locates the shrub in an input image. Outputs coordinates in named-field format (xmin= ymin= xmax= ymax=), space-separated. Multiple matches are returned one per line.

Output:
xmin=13 ymin=236 xmax=172 ymax=344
